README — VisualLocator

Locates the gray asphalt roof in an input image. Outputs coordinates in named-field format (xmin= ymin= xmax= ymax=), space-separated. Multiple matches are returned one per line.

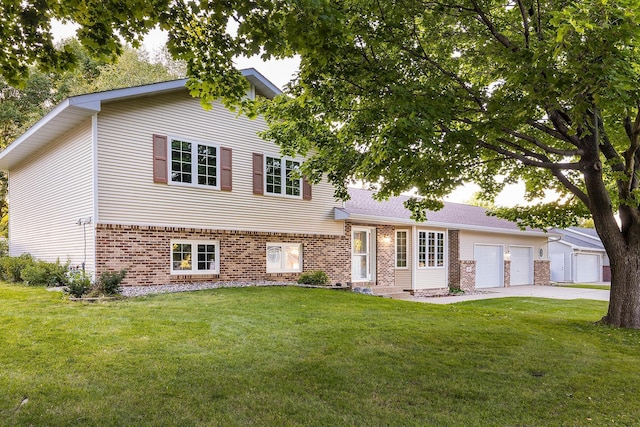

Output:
xmin=344 ymin=187 xmax=545 ymax=232
xmin=551 ymin=228 xmax=605 ymax=251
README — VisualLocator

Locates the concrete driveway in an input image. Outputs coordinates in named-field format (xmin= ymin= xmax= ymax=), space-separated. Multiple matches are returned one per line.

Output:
xmin=399 ymin=285 xmax=610 ymax=304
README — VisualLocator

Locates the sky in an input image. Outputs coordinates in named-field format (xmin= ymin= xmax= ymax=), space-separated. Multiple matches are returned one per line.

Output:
xmin=51 ymin=21 xmax=536 ymax=206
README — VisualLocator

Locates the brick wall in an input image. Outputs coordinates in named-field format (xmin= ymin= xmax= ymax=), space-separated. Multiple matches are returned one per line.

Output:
xmin=95 ymin=224 xmax=350 ymax=287
xmin=459 ymin=260 xmax=476 ymax=292
xmin=503 ymin=260 xmax=511 ymax=287
xmin=375 ymin=224 xmax=395 ymax=287
xmin=448 ymin=230 xmax=460 ymax=290
xmin=534 ymin=260 xmax=551 ymax=286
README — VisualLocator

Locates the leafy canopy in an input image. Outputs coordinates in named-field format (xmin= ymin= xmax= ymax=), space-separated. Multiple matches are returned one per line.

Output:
xmin=3 ymin=0 xmax=640 ymax=229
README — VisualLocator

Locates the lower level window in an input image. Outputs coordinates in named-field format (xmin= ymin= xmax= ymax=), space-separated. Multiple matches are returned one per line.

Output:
xmin=266 ymin=243 xmax=302 ymax=273
xmin=171 ymin=240 xmax=219 ymax=274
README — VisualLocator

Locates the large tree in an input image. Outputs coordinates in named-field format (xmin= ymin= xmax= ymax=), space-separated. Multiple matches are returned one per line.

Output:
xmin=3 ymin=0 xmax=640 ymax=327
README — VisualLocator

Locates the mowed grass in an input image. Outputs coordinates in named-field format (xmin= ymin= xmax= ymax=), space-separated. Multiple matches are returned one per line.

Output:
xmin=1 ymin=284 xmax=639 ymax=426
xmin=557 ymin=283 xmax=611 ymax=291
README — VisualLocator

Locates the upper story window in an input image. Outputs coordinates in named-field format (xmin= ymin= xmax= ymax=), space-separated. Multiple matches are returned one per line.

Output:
xmin=170 ymin=138 xmax=219 ymax=189
xmin=418 ymin=231 xmax=444 ymax=268
xmin=265 ymin=156 xmax=301 ymax=197
xmin=171 ymin=240 xmax=219 ymax=275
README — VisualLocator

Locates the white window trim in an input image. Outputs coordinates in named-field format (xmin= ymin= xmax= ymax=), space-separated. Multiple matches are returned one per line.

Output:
xmin=417 ymin=230 xmax=445 ymax=269
xmin=351 ymin=226 xmax=376 ymax=282
xmin=263 ymin=154 xmax=302 ymax=199
xmin=168 ymin=136 xmax=221 ymax=190
xmin=266 ymin=242 xmax=303 ymax=273
xmin=395 ymin=230 xmax=409 ymax=269
xmin=170 ymin=239 xmax=220 ymax=275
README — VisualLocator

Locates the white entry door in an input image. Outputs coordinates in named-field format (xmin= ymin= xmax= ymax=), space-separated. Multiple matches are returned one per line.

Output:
xmin=510 ymin=246 xmax=533 ymax=286
xmin=576 ymin=254 xmax=599 ymax=283
xmin=550 ymin=253 xmax=565 ymax=282
xmin=474 ymin=244 xmax=504 ymax=288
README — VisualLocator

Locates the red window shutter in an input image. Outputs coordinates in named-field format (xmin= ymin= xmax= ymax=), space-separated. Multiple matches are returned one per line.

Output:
xmin=153 ymin=134 xmax=168 ymax=184
xmin=220 ymin=147 xmax=232 ymax=191
xmin=303 ymin=178 xmax=312 ymax=200
xmin=253 ymin=153 xmax=264 ymax=195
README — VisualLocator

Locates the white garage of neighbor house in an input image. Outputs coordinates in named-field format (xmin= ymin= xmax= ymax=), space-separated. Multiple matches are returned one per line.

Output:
xmin=549 ymin=227 xmax=610 ymax=283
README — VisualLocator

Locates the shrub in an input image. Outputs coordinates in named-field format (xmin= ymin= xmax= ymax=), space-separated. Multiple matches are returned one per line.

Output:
xmin=94 ymin=269 xmax=127 ymax=296
xmin=20 ymin=259 xmax=69 ymax=287
xmin=297 ymin=270 xmax=330 ymax=286
xmin=0 ymin=239 xmax=8 ymax=258
xmin=66 ymin=270 xmax=92 ymax=298
xmin=0 ymin=254 xmax=34 ymax=283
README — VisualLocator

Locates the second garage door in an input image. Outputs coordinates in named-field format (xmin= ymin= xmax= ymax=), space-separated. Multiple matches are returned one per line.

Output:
xmin=474 ymin=244 xmax=504 ymax=288
xmin=510 ymin=246 xmax=533 ymax=286
xmin=576 ymin=254 xmax=600 ymax=283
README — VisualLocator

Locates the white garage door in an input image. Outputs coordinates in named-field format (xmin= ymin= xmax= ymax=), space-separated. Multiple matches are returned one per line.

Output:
xmin=474 ymin=244 xmax=503 ymax=288
xmin=576 ymin=254 xmax=599 ymax=283
xmin=510 ymin=246 xmax=533 ymax=286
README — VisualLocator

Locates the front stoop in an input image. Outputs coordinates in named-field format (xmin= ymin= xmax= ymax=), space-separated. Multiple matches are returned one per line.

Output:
xmin=370 ymin=286 xmax=411 ymax=296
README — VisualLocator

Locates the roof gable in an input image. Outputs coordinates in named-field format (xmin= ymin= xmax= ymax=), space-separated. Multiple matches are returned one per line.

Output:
xmin=0 ymin=69 xmax=280 ymax=170
xmin=551 ymin=227 xmax=605 ymax=251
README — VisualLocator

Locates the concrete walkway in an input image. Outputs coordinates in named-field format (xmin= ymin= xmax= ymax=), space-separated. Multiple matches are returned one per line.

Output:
xmin=396 ymin=285 xmax=610 ymax=304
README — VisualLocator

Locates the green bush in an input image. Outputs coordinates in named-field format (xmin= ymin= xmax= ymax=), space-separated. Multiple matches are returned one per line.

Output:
xmin=297 ymin=270 xmax=330 ymax=286
xmin=0 ymin=254 xmax=34 ymax=283
xmin=67 ymin=270 xmax=92 ymax=298
xmin=94 ymin=269 xmax=127 ymax=295
xmin=20 ymin=259 xmax=69 ymax=287
xmin=0 ymin=239 xmax=8 ymax=258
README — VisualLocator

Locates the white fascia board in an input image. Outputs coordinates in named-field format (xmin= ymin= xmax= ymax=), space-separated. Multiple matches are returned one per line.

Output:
xmin=563 ymin=228 xmax=603 ymax=244
xmin=342 ymin=212 xmax=555 ymax=238
xmin=241 ymin=68 xmax=282 ymax=98
xmin=0 ymin=99 xmax=100 ymax=169
xmin=553 ymin=238 xmax=606 ymax=253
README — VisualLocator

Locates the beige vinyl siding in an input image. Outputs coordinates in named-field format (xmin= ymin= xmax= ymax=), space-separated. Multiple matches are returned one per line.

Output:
xmin=395 ymin=228 xmax=412 ymax=288
xmin=96 ymin=91 xmax=343 ymax=235
xmin=459 ymin=230 xmax=549 ymax=261
xmin=9 ymin=119 xmax=95 ymax=271
xmin=413 ymin=227 xmax=447 ymax=290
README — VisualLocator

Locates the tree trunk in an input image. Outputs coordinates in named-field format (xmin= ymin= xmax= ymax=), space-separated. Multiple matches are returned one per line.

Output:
xmin=602 ymin=247 xmax=640 ymax=328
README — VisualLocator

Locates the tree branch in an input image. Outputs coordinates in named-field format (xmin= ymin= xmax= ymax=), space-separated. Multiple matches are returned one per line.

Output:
xmin=515 ymin=0 xmax=530 ymax=48
xmin=549 ymin=168 xmax=590 ymax=207
xmin=470 ymin=0 xmax=518 ymax=51
xmin=480 ymin=139 xmax=581 ymax=170
xmin=502 ymin=127 xmax=581 ymax=156
xmin=526 ymin=119 xmax=580 ymax=147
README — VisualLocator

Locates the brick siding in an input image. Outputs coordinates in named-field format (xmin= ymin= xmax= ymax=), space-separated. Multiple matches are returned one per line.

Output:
xmin=503 ymin=260 xmax=511 ymax=287
xmin=459 ymin=260 xmax=476 ymax=292
xmin=95 ymin=224 xmax=350 ymax=287
xmin=534 ymin=260 xmax=551 ymax=286
xmin=448 ymin=230 xmax=461 ymax=290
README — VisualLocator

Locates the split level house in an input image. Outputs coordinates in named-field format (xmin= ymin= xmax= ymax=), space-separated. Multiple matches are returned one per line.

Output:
xmin=0 ymin=70 xmax=552 ymax=295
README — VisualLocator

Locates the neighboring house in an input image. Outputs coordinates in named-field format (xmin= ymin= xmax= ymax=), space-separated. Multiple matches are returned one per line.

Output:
xmin=549 ymin=227 xmax=610 ymax=283
xmin=0 ymin=71 xmax=552 ymax=295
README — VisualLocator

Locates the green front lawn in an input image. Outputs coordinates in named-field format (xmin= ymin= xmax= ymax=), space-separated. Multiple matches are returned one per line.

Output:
xmin=1 ymin=284 xmax=638 ymax=426
xmin=556 ymin=283 xmax=612 ymax=290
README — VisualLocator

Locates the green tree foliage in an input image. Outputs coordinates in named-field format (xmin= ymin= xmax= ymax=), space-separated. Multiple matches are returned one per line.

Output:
xmin=3 ymin=1 xmax=640 ymax=327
